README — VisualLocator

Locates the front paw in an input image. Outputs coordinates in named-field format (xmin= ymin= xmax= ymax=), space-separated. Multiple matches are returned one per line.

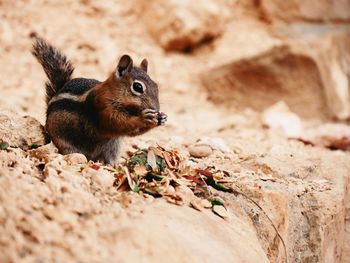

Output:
xmin=157 ymin=112 xmax=167 ymax=126
xmin=142 ymin=109 xmax=167 ymax=127
xmin=142 ymin=109 xmax=159 ymax=126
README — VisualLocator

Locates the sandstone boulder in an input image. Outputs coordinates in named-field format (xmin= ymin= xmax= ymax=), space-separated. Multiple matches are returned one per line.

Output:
xmin=201 ymin=45 xmax=329 ymax=120
xmin=138 ymin=0 xmax=227 ymax=51
xmin=311 ymin=31 xmax=350 ymax=120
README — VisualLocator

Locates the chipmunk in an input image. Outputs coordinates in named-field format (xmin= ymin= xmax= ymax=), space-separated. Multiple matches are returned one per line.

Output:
xmin=32 ymin=38 xmax=167 ymax=165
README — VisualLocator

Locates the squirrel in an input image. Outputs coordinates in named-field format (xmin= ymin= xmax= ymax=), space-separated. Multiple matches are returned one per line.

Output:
xmin=32 ymin=38 xmax=167 ymax=165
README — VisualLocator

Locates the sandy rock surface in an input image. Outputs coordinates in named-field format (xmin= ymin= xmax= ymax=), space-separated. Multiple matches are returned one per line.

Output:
xmin=1 ymin=1 xmax=350 ymax=263
xmin=0 ymin=110 xmax=48 ymax=149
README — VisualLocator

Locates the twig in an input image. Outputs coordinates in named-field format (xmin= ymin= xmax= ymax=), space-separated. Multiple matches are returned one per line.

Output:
xmin=199 ymin=174 xmax=213 ymax=198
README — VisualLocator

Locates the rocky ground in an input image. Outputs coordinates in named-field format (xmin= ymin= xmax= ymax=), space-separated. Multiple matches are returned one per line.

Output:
xmin=0 ymin=0 xmax=350 ymax=262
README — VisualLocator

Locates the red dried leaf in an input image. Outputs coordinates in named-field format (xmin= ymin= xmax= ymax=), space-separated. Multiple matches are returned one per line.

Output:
xmin=90 ymin=164 xmax=100 ymax=170
xmin=197 ymin=169 xmax=213 ymax=178
xmin=162 ymin=151 xmax=173 ymax=168
xmin=183 ymin=175 xmax=205 ymax=186
xmin=115 ymin=173 xmax=124 ymax=180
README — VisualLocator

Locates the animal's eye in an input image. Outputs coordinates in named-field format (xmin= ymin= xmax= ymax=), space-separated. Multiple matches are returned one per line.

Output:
xmin=131 ymin=80 xmax=146 ymax=96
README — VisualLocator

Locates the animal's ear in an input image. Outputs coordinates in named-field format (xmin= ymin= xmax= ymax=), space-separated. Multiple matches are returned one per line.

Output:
xmin=116 ymin=54 xmax=133 ymax=77
xmin=140 ymin=58 xmax=148 ymax=72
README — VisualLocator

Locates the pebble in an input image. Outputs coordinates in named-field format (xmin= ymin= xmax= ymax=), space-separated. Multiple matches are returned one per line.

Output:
xmin=188 ymin=144 xmax=212 ymax=158
xmin=64 ymin=153 xmax=88 ymax=165
xmin=91 ymin=169 xmax=115 ymax=189
xmin=213 ymin=205 xmax=229 ymax=219
xmin=197 ymin=137 xmax=231 ymax=153
xmin=29 ymin=143 xmax=59 ymax=162
xmin=190 ymin=198 xmax=204 ymax=211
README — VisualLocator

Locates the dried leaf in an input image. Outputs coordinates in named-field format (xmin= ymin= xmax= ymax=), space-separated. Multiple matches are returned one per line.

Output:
xmin=124 ymin=167 xmax=138 ymax=193
xmin=213 ymin=172 xmax=224 ymax=181
xmin=143 ymin=188 xmax=162 ymax=197
xmin=147 ymin=150 xmax=157 ymax=170
xmin=133 ymin=165 xmax=149 ymax=176
xmin=147 ymin=173 xmax=164 ymax=181
xmin=211 ymin=196 xmax=225 ymax=206
xmin=205 ymin=177 xmax=230 ymax=192
xmin=163 ymin=149 xmax=183 ymax=170
xmin=149 ymin=146 xmax=164 ymax=157
xmin=197 ymin=169 xmax=213 ymax=178
xmin=116 ymin=173 xmax=129 ymax=191
xmin=183 ymin=175 xmax=205 ymax=186
xmin=128 ymin=150 xmax=148 ymax=168
xmin=167 ymin=169 xmax=180 ymax=179
xmin=166 ymin=194 xmax=183 ymax=205
xmin=213 ymin=205 xmax=229 ymax=219
xmin=30 ymin=144 xmax=39 ymax=149
xmin=90 ymin=163 xmax=100 ymax=170
xmin=156 ymin=158 xmax=166 ymax=172
xmin=163 ymin=151 xmax=174 ymax=169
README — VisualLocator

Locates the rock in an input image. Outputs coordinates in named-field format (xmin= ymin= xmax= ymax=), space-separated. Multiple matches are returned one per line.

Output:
xmin=201 ymin=45 xmax=330 ymax=120
xmin=175 ymin=185 xmax=195 ymax=205
xmin=190 ymin=198 xmax=204 ymax=211
xmin=29 ymin=143 xmax=59 ymax=162
xmin=138 ymin=0 xmax=227 ymax=51
xmin=43 ymin=166 xmax=58 ymax=178
xmin=262 ymin=101 xmax=303 ymax=138
xmin=258 ymin=0 xmax=350 ymax=22
xmin=311 ymin=32 xmax=350 ymax=120
xmin=90 ymin=169 xmax=115 ymax=189
xmin=188 ymin=144 xmax=213 ymax=158
xmin=64 ymin=153 xmax=88 ymax=165
xmin=197 ymin=137 xmax=231 ymax=153
xmin=0 ymin=110 xmax=49 ymax=150
xmin=201 ymin=199 xmax=212 ymax=208
xmin=212 ymin=205 xmax=229 ymax=219
xmin=300 ymin=123 xmax=350 ymax=150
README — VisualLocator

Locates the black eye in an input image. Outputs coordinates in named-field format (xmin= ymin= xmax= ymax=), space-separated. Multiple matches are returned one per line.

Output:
xmin=131 ymin=80 xmax=146 ymax=96
xmin=133 ymin=83 xmax=143 ymax=93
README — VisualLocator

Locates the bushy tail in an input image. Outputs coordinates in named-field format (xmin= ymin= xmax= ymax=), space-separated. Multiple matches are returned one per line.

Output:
xmin=31 ymin=38 xmax=74 ymax=104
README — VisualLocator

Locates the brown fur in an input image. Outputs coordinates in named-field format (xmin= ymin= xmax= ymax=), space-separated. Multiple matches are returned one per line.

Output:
xmin=87 ymin=71 xmax=159 ymax=138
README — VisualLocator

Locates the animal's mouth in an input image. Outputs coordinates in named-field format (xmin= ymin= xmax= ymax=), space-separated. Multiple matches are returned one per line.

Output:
xmin=124 ymin=105 xmax=141 ymax=116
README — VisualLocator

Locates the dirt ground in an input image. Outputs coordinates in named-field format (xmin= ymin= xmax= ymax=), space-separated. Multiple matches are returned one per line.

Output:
xmin=1 ymin=0 xmax=350 ymax=262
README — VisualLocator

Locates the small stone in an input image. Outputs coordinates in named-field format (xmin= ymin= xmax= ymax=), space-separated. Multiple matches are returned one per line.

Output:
xmin=175 ymin=185 xmax=195 ymax=205
xmin=43 ymin=166 xmax=58 ymax=178
xmin=201 ymin=199 xmax=212 ymax=208
xmin=262 ymin=101 xmax=303 ymax=138
xmin=213 ymin=205 xmax=229 ymax=219
xmin=190 ymin=198 xmax=204 ymax=211
xmin=197 ymin=137 xmax=231 ymax=153
xmin=91 ymin=169 xmax=115 ymax=188
xmin=64 ymin=153 xmax=88 ymax=165
xmin=166 ymin=185 xmax=176 ymax=195
xmin=188 ymin=144 xmax=212 ymax=158
xmin=30 ymin=143 xmax=59 ymax=162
